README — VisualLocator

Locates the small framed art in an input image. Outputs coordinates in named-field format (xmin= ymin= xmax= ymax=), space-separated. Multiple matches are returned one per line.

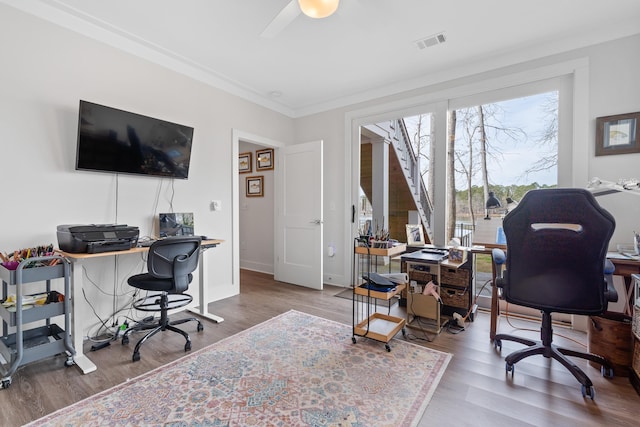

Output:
xmin=246 ymin=175 xmax=264 ymax=197
xmin=406 ymin=224 xmax=425 ymax=246
xmin=596 ymin=112 xmax=640 ymax=156
xmin=239 ymin=152 xmax=252 ymax=173
xmin=256 ymin=148 xmax=274 ymax=171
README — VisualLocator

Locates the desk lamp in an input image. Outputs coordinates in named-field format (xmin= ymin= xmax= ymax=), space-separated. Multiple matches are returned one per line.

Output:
xmin=587 ymin=177 xmax=640 ymax=197
xmin=484 ymin=191 xmax=501 ymax=220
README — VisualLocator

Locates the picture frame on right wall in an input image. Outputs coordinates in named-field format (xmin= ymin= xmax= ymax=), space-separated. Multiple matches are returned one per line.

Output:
xmin=596 ymin=111 xmax=640 ymax=156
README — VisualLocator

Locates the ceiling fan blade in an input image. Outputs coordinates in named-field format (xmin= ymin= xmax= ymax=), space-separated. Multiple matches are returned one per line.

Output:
xmin=260 ymin=0 xmax=301 ymax=38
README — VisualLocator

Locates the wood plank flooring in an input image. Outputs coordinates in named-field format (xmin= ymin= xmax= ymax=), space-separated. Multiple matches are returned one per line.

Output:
xmin=1 ymin=269 xmax=638 ymax=426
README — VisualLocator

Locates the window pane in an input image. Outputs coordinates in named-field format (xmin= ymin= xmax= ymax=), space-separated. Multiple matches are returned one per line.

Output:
xmin=449 ymin=91 xmax=559 ymax=308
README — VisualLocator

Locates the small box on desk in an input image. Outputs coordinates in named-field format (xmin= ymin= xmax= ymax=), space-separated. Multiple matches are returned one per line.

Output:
xmin=448 ymin=247 xmax=468 ymax=264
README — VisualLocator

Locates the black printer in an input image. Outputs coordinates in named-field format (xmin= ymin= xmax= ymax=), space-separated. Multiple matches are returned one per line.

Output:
xmin=57 ymin=224 xmax=139 ymax=254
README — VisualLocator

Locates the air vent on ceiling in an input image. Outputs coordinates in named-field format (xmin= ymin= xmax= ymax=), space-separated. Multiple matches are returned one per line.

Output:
xmin=414 ymin=32 xmax=446 ymax=50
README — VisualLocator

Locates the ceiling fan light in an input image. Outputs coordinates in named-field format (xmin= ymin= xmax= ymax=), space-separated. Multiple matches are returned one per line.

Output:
xmin=298 ymin=0 xmax=340 ymax=19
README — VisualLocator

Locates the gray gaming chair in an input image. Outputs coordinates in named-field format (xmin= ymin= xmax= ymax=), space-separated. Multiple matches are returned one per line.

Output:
xmin=122 ymin=236 xmax=203 ymax=362
xmin=492 ymin=188 xmax=618 ymax=398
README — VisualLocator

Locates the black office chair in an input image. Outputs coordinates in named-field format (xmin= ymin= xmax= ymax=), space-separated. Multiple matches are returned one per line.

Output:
xmin=122 ymin=236 xmax=204 ymax=362
xmin=492 ymin=188 xmax=618 ymax=398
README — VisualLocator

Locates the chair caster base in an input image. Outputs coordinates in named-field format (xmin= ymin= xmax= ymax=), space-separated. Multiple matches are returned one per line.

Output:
xmin=582 ymin=384 xmax=595 ymax=399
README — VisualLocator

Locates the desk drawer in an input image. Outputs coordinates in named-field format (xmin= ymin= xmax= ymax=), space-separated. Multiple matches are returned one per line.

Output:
xmin=440 ymin=267 xmax=469 ymax=287
xmin=406 ymin=262 xmax=438 ymax=284
xmin=409 ymin=271 xmax=436 ymax=284
xmin=441 ymin=285 xmax=469 ymax=309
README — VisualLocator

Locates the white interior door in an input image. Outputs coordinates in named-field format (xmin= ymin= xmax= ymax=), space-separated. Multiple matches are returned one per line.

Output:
xmin=275 ymin=140 xmax=323 ymax=289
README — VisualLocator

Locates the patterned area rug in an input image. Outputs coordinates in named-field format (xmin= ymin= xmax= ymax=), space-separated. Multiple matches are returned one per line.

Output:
xmin=29 ymin=310 xmax=451 ymax=426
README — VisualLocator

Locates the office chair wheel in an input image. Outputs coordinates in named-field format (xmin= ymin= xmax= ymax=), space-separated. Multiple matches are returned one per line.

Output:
xmin=385 ymin=343 xmax=391 ymax=352
xmin=197 ymin=323 xmax=204 ymax=332
xmin=506 ymin=362 xmax=514 ymax=376
xmin=1 ymin=379 xmax=11 ymax=389
xmin=132 ymin=351 xmax=141 ymax=362
xmin=601 ymin=365 xmax=614 ymax=378
xmin=494 ymin=339 xmax=502 ymax=351
xmin=352 ymin=337 xmax=357 ymax=344
xmin=582 ymin=385 xmax=595 ymax=399
xmin=65 ymin=357 xmax=74 ymax=367
xmin=401 ymin=327 xmax=406 ymax=337
xmin=184 ymin=341 xmax=192 ymax=352
xmin=122 ymin=335 xmax=129 ymax=345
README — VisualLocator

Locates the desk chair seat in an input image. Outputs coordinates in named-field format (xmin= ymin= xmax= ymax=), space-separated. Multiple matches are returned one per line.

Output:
xmin=122 ymin=236 xmax=203 ymax=362
xmin=491 ymin=188 xmax=618 ymax=399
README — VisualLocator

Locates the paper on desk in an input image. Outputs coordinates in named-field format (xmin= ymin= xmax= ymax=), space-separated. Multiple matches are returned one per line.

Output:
xmin=607 ymin=251 xmax=640 ymax=261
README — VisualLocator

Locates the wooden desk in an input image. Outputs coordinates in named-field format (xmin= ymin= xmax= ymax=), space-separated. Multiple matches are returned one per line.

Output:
xmin=58 ymin=239 xmax=223 ymax=374
xmin=482 ymin=248 xmax=640 ymax=341
xmin=469 ymin=243 xmax=506 ymax=341
xmin=607 ymin=255 xmax=640 ymax=316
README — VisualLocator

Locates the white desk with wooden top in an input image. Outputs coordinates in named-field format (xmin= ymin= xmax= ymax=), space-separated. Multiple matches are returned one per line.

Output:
xmin=58 ymin=239 xmax=223 ymax=374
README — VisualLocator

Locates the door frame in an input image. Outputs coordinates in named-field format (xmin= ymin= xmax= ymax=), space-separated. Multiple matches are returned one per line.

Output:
xmin=231 ymin=129 xmax=284 ymax=288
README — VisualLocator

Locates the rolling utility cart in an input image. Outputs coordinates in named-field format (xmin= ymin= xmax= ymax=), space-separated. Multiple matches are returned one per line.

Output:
xmin=0 ymin=255 xmax=75 ymax=388
xmin=352 ymin=238 xmax=406 ymax=352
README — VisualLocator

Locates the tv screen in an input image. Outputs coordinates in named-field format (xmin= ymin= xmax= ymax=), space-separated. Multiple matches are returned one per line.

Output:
xmin=75 ymin=100 xmax=194 ymax=179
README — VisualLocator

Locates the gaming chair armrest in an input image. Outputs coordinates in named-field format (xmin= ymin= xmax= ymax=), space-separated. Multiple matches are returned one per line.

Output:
xmin=492 ymin=248 xmax=507 ymax=294
xmin=604 ymin=259 xmax=618 ymax=303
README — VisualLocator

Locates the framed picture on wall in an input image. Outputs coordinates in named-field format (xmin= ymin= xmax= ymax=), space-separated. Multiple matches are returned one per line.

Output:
xmin=246 ymin=175 xmax=264 ymax=197
xmin=239 ymin=152 xmax=252 ymax=173
xmin=256 ymin=148 xmax=274 ymax=170
xmin=596 ymin=112 xmax=640 ymax=156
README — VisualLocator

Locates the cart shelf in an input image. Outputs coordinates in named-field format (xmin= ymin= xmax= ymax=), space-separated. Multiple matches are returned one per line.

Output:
xmin=353 ymin=312 xmax=406 ymax=343
xmin=352 ymin=238 xmax=407 ymax=351
xmin=353 ymin=283 xmax=406 ymax=300
xmin=354 ymin=243 xmax=406 ymax=258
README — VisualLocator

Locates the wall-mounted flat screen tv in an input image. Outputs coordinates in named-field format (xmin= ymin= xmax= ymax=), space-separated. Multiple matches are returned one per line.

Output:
xmin=75 ymin=100 xmax=194 ymax=179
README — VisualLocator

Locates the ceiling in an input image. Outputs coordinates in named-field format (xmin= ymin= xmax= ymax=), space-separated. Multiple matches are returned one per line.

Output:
xmin=6 ymin=0 xmax=640 ymax=117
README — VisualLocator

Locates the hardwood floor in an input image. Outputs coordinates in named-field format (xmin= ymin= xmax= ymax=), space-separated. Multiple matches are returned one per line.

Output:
xmin=1 ymin=269 xmax=638 ymax=426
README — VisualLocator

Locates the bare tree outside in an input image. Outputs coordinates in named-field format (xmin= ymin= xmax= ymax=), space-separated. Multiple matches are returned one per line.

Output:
xmin=398 ymin=90 xmax=558 ymax=244
xmin=525 ymin=91 xmax=559 ymax=176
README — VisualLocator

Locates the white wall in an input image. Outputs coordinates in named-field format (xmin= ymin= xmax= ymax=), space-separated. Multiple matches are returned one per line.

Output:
xmin=0 ymin=5 xmax=293 ymax=337
xmin=588 ymin=34 xmax=640 ymax=249
xmin=238 ymin=141 xmax=275 ymax=274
